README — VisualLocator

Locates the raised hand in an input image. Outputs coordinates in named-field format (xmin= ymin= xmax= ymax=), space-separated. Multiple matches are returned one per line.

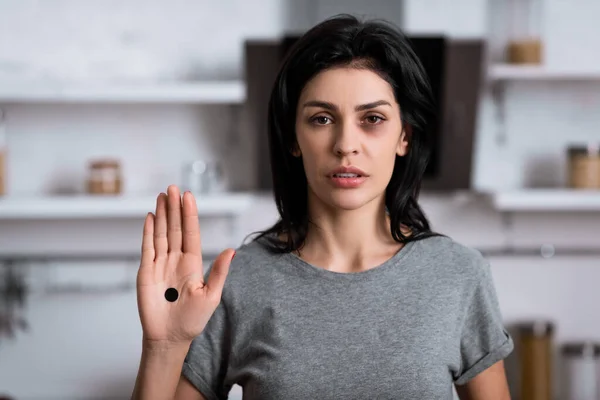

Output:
xmin=136 ymin=185 xmax=234 ymax=346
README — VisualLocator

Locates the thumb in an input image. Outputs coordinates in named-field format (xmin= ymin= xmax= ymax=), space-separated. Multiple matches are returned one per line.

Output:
xmin=205 ymin=248 xmax=235 ymax=299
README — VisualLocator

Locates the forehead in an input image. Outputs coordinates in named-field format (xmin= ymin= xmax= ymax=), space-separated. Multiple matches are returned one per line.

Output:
xmin=299 ymin=67 xmax=396 ymax=105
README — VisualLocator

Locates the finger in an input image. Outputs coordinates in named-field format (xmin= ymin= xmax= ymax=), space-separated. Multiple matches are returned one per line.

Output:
xmin=154 ymin=192 xmax=168 ymax=258
xmin=205 ymin=249 xmax=235 ymax=300
xmin=182 ymin=191 xmax=202 ymax=257
xmin=140 ymin=212 xmax=155 ymax=266
xmin=167 ymin=185 xmax=183 ymax=252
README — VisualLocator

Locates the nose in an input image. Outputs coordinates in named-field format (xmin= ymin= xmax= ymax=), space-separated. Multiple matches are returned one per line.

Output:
xmin=332 ymin=123 xmax=359 ymax=157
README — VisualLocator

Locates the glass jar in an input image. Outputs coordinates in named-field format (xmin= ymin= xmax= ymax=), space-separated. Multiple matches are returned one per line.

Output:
xmin=181 ymin=160 xmax=225 ymax=196
xmin=568 ymin=144 xmax=600 ymax=189
xmin=86 ymin=159 xmax=122 ymax=195
xmin=506 ymin=0 xmax=544 ymax=64
xmin=562 ymin=342 xmax=600 ymax=400
xmin=518 ymin=321 xmax=555 ymax=400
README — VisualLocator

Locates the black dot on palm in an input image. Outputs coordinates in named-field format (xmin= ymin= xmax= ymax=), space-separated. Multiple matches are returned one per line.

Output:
xmin=164 ymin=288 xmax=179 ymax=302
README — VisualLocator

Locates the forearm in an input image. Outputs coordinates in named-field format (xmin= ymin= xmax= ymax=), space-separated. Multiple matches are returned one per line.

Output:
xmin=131 ymin=340 xmax=192 ymax=400
xmin=455 ymin=361 xmax=511 ymax=400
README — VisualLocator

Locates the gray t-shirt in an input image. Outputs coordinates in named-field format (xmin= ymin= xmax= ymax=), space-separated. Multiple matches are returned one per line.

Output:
xmin=182 ymin=234 xmax=513 ymax=399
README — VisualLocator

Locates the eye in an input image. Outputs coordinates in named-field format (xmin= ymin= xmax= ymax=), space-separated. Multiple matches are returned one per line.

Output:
xmin=310 ymin=115 xmax=333 ymax=125
xmin=364 ymin=115 xmax=385 ymax=124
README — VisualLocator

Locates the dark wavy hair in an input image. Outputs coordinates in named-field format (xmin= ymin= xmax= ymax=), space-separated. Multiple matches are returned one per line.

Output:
xmin=252 ymin=14 xmax=441 ymax=253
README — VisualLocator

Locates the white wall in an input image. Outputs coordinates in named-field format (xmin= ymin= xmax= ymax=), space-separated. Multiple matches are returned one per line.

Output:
xmin=0 ymin=0 xmax=599 ymax=399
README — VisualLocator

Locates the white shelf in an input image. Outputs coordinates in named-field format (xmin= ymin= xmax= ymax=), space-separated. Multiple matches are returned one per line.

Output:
xmin=0 ymin=81 xmax=246 ymax=104
xmin=489 ymin=64 xmax=600 ymax=81
xmin=0 ymin=192 xmax=257 ymax=219
xmin=492 ymin=189 xmax=600 ymax=211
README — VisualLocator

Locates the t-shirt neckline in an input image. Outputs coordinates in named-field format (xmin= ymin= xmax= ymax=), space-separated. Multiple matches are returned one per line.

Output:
xmin=281 ymin=237 xmax=421 ymax=281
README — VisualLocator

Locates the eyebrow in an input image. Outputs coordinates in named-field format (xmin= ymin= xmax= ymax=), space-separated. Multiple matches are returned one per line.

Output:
xmin=302 ymin=100 xmax=392 ymax=112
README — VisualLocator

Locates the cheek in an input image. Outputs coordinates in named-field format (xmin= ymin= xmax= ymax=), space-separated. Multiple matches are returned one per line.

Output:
xmin=372 ymin=139 xmax=401 ymax=178
xmin=296 ymin=128 xmax=329 ymax=162
xmin=294 ymin=132 xmax=321 ymax=177
xmin=377 ymin=134 xmax=403 ymax=158
xmin=301 ymin=147 xmax=324 ymax=180
xmin=381 ymin=149 xmax=399 ymax=173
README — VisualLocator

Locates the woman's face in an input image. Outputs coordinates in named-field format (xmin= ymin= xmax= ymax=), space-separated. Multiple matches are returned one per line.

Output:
xmin=294 ymin=67 xmax=408 ymax=211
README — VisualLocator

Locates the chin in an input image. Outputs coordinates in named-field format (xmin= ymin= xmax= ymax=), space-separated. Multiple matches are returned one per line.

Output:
xmin=322 ymin=189 xmax=381 ymax=211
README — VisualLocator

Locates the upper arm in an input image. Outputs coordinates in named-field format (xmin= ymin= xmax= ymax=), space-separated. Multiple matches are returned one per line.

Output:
xmin=452 ymin=256 xmax=514 ymax=384
xmin=455 ymin=360 xmax=511 ymax=400
xmin=175 ymin=375 xmax=207 ymax=400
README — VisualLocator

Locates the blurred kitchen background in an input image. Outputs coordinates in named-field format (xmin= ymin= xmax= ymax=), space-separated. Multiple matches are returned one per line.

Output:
xmin=0 ymin=0 xmax=599 ymax=399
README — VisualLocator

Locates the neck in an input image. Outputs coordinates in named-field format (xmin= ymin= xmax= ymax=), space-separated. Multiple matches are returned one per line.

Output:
xmin=298 ymin=190 xmax=403 ymax=273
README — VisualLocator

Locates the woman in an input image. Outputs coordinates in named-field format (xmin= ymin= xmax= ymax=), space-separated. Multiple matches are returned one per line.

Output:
xmin=132 ymin=15 xmax=513 ymax=400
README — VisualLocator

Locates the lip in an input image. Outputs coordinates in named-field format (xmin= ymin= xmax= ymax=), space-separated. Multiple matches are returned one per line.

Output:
xmin=327 ymin=166 xmax=368 ymax=178
xmin=327 ymin=166 xmax=368 ymax=189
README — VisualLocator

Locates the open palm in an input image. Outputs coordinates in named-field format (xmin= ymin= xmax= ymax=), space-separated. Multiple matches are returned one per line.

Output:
xmin=136 ymin=185 xmax=234 ymax=345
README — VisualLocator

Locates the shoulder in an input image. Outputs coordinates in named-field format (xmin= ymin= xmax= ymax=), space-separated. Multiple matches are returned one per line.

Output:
xmin=230 ymin=236 xmax=281 ymax=272
xmin=211 ymin=235 xmax=283 ymax=292
xmin=411 ymin=234 xmax=491 ymax=286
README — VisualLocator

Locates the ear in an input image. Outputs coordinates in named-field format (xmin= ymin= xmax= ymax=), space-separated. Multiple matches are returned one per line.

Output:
xmin=291 ymin=142 xmax=302 ymax=157
xmin=396 ymin=125 xmax=411 ymax=157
